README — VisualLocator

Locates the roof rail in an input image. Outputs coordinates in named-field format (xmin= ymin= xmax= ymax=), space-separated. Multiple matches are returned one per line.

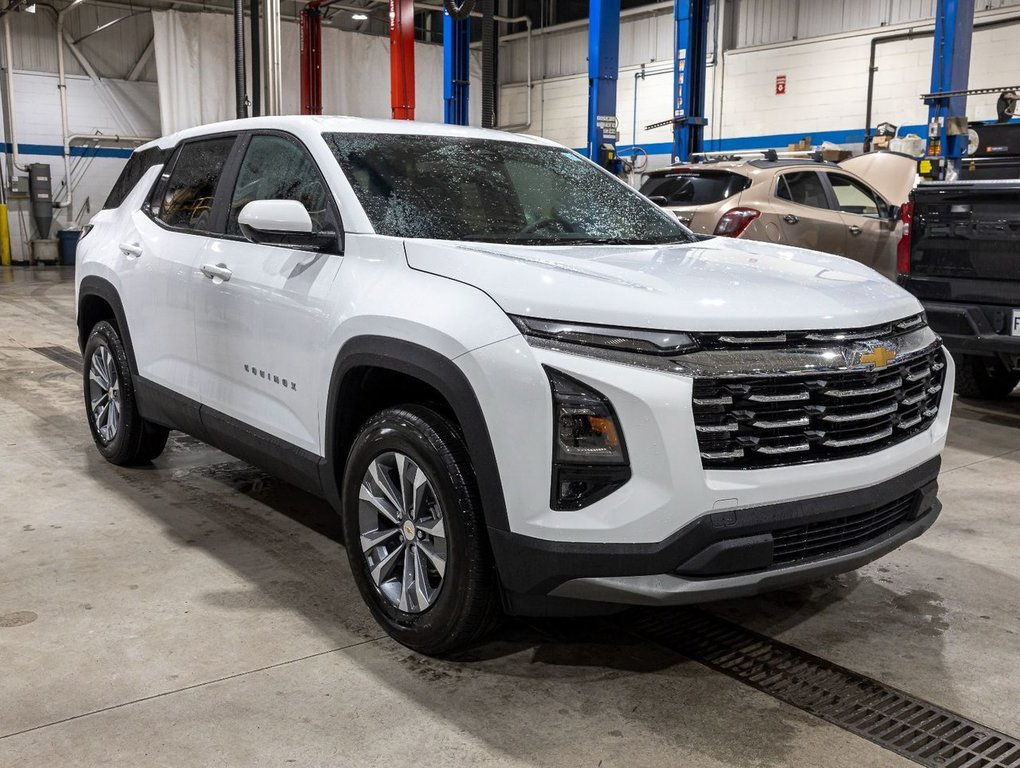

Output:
xmin=689 ymin=148 xmax=820 ymax=163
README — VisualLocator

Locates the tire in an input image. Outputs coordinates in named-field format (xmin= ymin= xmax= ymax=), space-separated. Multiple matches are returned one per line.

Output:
xmin=341 ymin=405 xmax=500 ymax=655
xmin=953 ymin=354 xmax=1020 ymax=400
xmin=83 ymin=321 xmax=170 ymax=465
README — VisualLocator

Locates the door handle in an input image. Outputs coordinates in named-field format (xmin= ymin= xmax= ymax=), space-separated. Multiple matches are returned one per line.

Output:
xmin=119 ymin=242 xmax=143 ymax=258
xmin=848 ymin=224 xmax=863 ymax=236
xmin=783 ymin=214 xmax=799 ymax=225
xmin=200 ymin=263 xmax=233 ymax=282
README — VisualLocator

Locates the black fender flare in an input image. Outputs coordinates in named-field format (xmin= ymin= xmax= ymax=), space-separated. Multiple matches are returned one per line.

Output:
xmin=77 ymin=276 xmax=139 ymax=375
xmin=322 ymin=335 xmax=510 ymax=533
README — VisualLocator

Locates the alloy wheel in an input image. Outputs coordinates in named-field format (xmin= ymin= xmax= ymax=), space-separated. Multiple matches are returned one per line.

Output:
xmin=88 ymin=344 xmax=121 ymax=443
xmin=358 ymin=451 xmax=448 ymax=613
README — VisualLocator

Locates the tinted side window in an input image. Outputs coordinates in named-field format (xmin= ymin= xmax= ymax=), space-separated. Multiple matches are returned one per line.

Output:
xmin=104 ymin=147 xmax=171 ymax=210
xmin=827 ymin=173 xmax=884 ymax=218
xmin=227 ymin=135 xmax=337 ymax=237
xmin=640 ymin=172 xmax=750 ymax=205
xmin=152 ymin=136 xmax=235 ymax=231
xmin=776 ymin=172 xmax=830 ymax=210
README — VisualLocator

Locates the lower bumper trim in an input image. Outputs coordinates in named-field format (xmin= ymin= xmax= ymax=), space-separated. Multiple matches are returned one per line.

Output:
xmin=490 ymin=456 xmax=942 ymax=599
xmin=548 ymin=501 xmax=939 ymax=606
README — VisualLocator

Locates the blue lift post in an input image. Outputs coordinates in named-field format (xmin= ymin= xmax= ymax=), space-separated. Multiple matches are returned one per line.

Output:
xmin=672 ymin=0 xmax=710 ymax=163
xmin=587 ymin=0 xmax=621 ymax=170
xmin=444 ymin=10 xmax=471 ymax=126
xmin=924 ymin=0 xmax=975 ymax=178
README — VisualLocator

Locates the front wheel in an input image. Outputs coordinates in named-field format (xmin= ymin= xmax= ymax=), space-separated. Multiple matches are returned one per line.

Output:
xmin=341 ymin=405 xmax=499 ymax=655
xmin=83 ymin=321 xmax=169 ymax=465
xmin=954 ymin=354 xmax=1020 ymax=400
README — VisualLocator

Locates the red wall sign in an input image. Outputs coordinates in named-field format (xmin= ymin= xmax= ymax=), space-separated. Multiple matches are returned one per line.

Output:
xmin=776 ymin=75 xmax=787 ymax=95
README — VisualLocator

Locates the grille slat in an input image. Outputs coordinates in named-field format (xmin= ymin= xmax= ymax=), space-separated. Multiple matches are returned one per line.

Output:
xmin=771 ymin=497 xmax=916 ymax=565
xmin=694 ymin=346 xmax=946 ymax=469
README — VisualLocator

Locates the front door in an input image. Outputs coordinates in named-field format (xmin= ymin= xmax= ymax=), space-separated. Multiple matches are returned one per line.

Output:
xmin=193 ymin=132 xmax=344 ymax=455
xmin=770 ymin=170 xmax=848 ymax=256
xmin=824 ymin=171 xmax=899 ymax=279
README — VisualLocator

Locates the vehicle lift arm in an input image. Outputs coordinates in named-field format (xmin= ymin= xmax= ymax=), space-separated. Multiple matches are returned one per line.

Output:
xmin=923 ymin=0 xmax=975 ymax=179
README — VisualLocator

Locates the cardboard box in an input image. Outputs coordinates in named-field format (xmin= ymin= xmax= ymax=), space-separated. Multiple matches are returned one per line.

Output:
xmin=820 ymin=148 xmax=853 ymax=162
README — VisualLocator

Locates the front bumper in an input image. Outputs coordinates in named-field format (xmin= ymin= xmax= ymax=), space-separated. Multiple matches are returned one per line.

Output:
xmin=491 ymin=456 xmax=941 ymax=606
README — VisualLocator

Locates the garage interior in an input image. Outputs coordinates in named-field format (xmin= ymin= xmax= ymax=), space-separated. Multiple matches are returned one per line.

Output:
xmin=2 ymin=0 xmax=1020 ymax=765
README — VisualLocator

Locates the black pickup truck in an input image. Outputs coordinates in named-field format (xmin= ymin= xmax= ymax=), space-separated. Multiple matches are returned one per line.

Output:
xmin=898 ymin=180 xmax=1020 ymax=399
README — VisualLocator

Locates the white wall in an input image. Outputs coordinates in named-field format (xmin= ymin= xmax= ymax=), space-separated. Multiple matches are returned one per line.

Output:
xmin=499 ymin=6 xmax=1020 ymax=174
xmin=2 ymin=72 xmax=160 ymax=263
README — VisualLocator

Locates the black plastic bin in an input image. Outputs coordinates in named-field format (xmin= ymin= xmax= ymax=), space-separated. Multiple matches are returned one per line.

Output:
xmin=58 ymin=230 xmax=80 ymax=266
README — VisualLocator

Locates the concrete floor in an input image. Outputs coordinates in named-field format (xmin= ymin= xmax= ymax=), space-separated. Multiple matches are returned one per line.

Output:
xmin=2 ymin=265 xmax=1019 ymax=768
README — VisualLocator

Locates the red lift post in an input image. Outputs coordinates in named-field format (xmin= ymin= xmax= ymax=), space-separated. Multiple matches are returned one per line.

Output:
xmin=390 ymin=0 xmax=415 ymax=119
xmin=301 ymin=0 xmax=415 ymax=119
xmin=300 ymin=0 xmax=327 ymax=115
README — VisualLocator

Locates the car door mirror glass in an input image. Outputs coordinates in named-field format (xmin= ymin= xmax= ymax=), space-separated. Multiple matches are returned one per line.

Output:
xmin=238 ymin=199 xmax=337 ymax=250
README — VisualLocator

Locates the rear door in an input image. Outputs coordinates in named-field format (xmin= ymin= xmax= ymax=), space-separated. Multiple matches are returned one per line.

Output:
xmin=823 ymin=171 xmax=899 ymax=278
xmin=771 ymin=170 xmax=848 ymax=255
xmin=192 ymin=131 xmax=344 ymax=456
xmin=640 ymin=169 xmax=750 ymax=234
xmin=120 ymin=134 xmax=238 ymax=402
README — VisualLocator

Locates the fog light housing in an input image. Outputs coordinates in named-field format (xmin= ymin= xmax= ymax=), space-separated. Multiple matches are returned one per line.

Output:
xmin=547 ymin=367 xmax=631 ymax=510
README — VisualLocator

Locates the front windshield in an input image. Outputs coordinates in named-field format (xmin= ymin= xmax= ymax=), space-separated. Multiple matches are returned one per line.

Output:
xmin=324 ymin=133 xmax=695 ymax=245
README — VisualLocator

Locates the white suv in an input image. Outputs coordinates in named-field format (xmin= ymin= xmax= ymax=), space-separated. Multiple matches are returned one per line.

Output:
xmin=76 ymin=116 xmax=953 ymax=654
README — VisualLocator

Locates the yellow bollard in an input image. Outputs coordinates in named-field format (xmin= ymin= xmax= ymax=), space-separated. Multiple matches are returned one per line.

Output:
xmin=0 ymin=204 xmax=10 ymax=266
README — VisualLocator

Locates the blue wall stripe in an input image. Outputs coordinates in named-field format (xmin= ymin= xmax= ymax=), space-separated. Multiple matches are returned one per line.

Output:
xmin=2 ymin=142 xmax=134 ymax=160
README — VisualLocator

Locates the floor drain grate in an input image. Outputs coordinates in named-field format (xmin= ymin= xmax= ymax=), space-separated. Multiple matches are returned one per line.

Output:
xmin=30 ymin=345 xmax=82 ymax=373
xmin=634 ymin=609 xmax=1020 ymax=768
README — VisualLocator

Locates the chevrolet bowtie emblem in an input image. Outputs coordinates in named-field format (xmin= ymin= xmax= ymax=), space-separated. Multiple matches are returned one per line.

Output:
xmin=859 ymin=345 xmax=896 ymax=369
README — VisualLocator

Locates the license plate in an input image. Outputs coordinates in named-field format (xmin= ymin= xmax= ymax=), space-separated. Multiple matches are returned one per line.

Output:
xmin=1014 ymin=309 xmax=1020 ymax=336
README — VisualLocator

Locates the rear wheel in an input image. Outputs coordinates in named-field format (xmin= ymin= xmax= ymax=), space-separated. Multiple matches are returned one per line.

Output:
xmin=953 ymin=354 xmax=1020 ymax=400
xmin=341 ymin=405 xmax=499 ymax=655
xmin=83 ymin=321 xmax=169 ymax=465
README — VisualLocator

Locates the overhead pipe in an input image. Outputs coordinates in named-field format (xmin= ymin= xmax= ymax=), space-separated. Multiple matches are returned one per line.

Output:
xmin=2 ymin=14 xmax=28 ymax=175
xmin=480 ymin=0 xmax=494 ymax=128
xmin=264 ymin=0 xmax=283 ymax=114
xmin=56 ymin=0 xmax=90 ymax=224
xmin=864 ymin=14 xmax=1020 ymax=149
xmin=251 ymin=0 xmax=262 ymax=116
xmin=234 ymin=0 xmax=248 ymax=118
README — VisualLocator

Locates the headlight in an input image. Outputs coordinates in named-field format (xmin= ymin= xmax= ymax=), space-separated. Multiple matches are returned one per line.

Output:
xmin=546 ymin=367 xmax=630 ymax=510
xmin=512 ymin=316 xmax=697 ymax=356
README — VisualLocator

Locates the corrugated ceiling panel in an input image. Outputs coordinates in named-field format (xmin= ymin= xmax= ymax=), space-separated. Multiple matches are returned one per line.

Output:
xmin=9 ymin=7 xmax=154 ymax=80
xmin=733 ymin=0 xmax=797 ymax=47
xmin=889 ymin=0 xmax=937 ymax=25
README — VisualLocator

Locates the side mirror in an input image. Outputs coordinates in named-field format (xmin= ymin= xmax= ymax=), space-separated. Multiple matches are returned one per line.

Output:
xmin=888 ymin=204 xmax=901 ymax=222
xmin=647 ymin=195 xmax=668 ymax=207
xmin=238 ymin=199 xmax=337 ymax=251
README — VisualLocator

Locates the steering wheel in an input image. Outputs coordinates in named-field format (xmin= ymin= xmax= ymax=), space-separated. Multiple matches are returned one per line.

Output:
xmin=519 ymin=216 xmax=575 ymax=235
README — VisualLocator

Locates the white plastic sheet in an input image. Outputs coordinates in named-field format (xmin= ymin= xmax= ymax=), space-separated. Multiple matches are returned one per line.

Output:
xmin=152 ymin=10 xmax=481 ymax=135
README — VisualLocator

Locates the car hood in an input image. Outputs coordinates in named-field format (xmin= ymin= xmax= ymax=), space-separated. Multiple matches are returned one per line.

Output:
xmin=404 ymin=237 xmax=922 ymax=332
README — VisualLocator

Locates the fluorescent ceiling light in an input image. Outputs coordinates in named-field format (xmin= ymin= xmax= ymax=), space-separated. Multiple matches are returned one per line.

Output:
xmin=352 ymin=12 xmax=368 ymax=20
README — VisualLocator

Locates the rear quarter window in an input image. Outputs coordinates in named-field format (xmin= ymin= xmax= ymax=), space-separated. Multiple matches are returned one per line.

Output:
xmin=640 ymin=171 xmax=751 ymax=205
xmin=103 ymin=147 xmax=171 ymax=210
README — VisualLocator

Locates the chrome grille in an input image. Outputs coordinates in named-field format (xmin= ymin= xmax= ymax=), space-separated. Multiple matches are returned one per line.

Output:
xmin=693 ymin=314 xmax=926 ymax=351
xmin=693 ymin=347 xmax=946 ymax=469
